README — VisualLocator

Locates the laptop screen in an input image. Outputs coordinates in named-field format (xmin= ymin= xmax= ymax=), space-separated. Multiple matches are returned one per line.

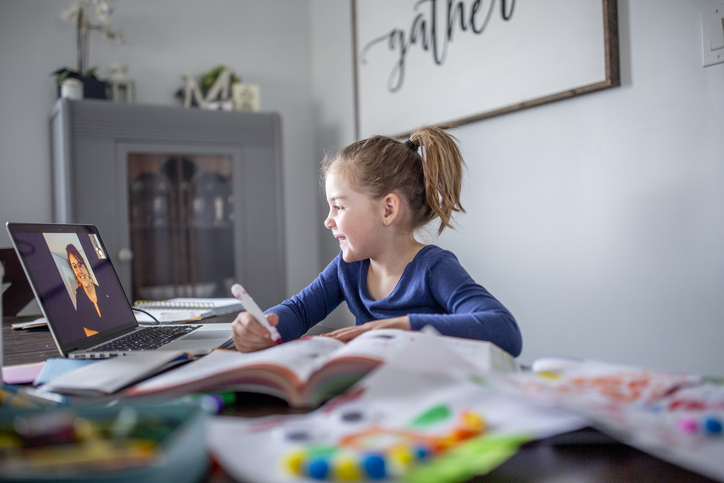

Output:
xmin=7 ymin=223 xmax=137 ymax=354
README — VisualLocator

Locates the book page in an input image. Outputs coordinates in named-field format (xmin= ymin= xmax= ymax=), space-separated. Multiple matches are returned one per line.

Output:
xmin=325 ymin=328 xmax=419 ymax=363
xmin=437 ymin=336 xmax=518 ymax=373
xmin=326 ymin=329 xmax=517 ymax=373
xmin=130 ymin=336 xmax=345 ymax=395
xmin=255 ymin=336 xmax=346 ymax=382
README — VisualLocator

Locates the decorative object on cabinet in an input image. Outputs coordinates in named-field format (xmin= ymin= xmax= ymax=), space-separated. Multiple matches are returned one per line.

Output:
xmin=54 ymin=0 xmax=124 ymax=99
xmin=49 ymin=99 xmax=286 ymax=309
xmin=106 ymin=62 xmax=135 ymax=102
xmin=232 ymin=83 xmax=261 ymax=112
xmin=177 ymin=65 xmax=241 ymax=111
xmin=52 ymin=67 xmax=108 ymax=99
xmin=60 ymin=78 xmax=84 ymax=100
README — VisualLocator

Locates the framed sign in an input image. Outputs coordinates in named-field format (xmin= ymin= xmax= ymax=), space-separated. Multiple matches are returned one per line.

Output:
xmin=352 ymin=0 xmax=619 ymax=139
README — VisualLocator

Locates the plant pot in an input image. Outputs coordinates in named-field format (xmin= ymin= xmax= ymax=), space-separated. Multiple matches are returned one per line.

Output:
xmin=57 ymin=74 xmax=108 ymax=100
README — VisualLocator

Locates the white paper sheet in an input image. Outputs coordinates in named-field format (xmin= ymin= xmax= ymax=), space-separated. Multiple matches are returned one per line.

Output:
xmin=207 ymin=332 xmax=583 ymax=483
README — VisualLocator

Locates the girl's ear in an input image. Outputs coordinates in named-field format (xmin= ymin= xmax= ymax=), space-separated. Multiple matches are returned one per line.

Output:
xmin=382 ymin=192 xmax=401 ymax=225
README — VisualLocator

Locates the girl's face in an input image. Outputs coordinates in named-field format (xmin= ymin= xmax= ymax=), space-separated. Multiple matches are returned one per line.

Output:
xmin=324 ymin=171 xmax=385 ymax=263
xmin=68 ymin=253 xmax=91 ymax=289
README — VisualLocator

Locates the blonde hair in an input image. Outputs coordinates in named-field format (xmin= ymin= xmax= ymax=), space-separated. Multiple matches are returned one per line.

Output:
xmin=323 ymin=126 xmax=465 ymax=234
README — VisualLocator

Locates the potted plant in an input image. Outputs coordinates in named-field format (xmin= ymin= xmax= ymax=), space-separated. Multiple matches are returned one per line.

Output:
xmin=53 ymin=0 xmax=123 ymax=99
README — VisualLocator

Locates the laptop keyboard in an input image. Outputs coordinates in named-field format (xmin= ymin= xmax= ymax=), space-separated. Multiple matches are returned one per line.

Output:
xmin=88 ymin=325 xmax=202 ymax=352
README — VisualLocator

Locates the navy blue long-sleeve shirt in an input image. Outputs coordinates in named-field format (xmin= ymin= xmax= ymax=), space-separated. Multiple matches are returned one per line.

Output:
xmin=266 ymin=245 xmax=522 ymax=357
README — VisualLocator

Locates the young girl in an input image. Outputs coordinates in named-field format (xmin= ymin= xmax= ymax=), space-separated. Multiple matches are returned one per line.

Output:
xmin=231 ymin=126 xmax=522 ymax=357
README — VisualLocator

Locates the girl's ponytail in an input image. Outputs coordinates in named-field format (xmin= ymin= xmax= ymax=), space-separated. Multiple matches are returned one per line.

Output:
xmin=409 ymin=126 xmax=466 ymax=234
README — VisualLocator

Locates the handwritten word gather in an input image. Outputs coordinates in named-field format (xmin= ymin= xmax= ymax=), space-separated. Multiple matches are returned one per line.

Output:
xmin=360 ymin=0 xmax=516 ymax=93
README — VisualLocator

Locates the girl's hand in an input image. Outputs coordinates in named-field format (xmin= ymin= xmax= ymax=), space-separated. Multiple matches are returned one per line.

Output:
xmin=322 ymin=316 xmax=410 ymax=343
xmin=232 ymin=311 xmax=280 ymax=352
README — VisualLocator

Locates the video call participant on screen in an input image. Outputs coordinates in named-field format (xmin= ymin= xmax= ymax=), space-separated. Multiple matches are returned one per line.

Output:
xmin=66 ymin=243 xmax=110 ymax=337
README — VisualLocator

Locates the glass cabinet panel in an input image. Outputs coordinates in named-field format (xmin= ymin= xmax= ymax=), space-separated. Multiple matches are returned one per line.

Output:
xmin=50 ymin=100 xmax=285 ymax=309
xmin=128 ymin=154 xmax=234 ymax=300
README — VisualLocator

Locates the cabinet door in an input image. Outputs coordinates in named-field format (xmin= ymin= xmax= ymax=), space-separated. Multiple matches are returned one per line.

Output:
xmin=128 ymin=154 xmax=235 ymax=299
xmin=51 ymin=100 xmax=286 ymax=308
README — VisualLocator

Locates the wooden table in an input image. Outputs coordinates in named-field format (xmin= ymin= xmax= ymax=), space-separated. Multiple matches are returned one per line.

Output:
xmin=3 ymin=315 xmax=60 ymax=366
xmin=1 ymin=315 xmax=718 ymax=482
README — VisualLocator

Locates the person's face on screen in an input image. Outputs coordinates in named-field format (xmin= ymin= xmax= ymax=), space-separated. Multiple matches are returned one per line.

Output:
xmin=69 ymin=253 xmax=91 ymax=289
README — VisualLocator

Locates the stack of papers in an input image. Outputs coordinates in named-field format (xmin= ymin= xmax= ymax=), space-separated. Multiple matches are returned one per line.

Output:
xmin=40 ymin=351 xmax=189 ymax=396
xmin=10 ymin=318 xmax=48 ymax=330
xmin=491 ymin=357 xmax=724 ymax=481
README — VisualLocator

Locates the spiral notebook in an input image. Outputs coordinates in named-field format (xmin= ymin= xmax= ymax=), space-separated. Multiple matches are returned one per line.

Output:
xmin=133 ymin=298 xmax=242 ymax=317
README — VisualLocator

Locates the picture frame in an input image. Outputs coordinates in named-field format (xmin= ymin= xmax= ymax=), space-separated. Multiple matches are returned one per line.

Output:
xmin=352 ymin=0 xmax=619 ymax=139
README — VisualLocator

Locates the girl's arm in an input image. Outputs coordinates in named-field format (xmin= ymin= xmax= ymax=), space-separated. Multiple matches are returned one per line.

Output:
xmin=408 ymin=255 xmax=523 ymax=357
xmin=265 ymin=255 xmax=345 ymax=342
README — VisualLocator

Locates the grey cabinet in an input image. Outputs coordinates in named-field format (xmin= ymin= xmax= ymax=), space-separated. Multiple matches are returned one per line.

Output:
xmin=50 ymin=99 xmax=286 ymax=308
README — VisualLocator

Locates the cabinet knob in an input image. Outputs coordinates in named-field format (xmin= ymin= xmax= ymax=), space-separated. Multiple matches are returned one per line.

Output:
xmin=118 ymin=248 xmax=134 ymax=262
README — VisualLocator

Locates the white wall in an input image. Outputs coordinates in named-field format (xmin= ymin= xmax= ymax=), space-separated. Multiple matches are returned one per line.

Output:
xmin=309 ymin=0 xmax=358 ymax=328
xmin=0 ymin=0 xmax=321 ymax=298
xmin=310 ymin=0 xmax=724 ymax=376
xmin=2 ymin=1 xmax=723 ymax=377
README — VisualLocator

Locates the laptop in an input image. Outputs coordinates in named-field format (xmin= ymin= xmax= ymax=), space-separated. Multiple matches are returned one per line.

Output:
xmin=0 ymin=247 xmax=35 ymax=315
xmin=6 ymin=222 xmax=236 ymax=359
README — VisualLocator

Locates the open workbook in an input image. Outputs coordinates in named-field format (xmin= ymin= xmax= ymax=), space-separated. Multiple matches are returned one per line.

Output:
xmin=125 ymin=329 xmax=518 ymax=407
